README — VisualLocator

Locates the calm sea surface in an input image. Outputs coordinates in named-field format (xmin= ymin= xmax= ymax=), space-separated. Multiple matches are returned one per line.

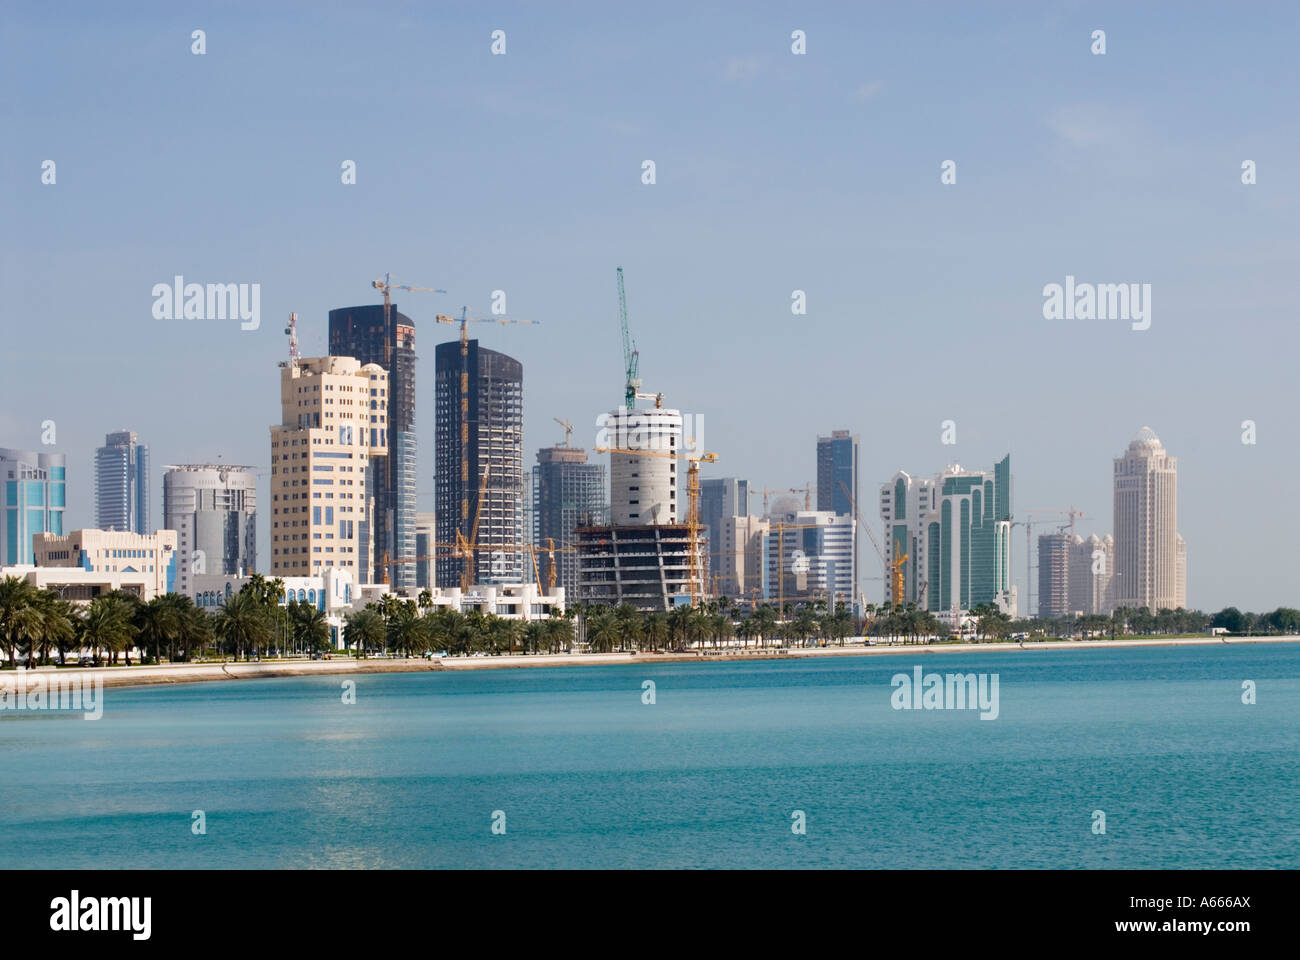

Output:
xmin=2 ymin=645 xmax=1297 ymax=868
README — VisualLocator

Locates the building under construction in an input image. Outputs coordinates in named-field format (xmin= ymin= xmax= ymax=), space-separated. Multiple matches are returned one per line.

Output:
xmin=575 ymin=522 xmax=697 ymax=610
xmin=533 ymin=443 xmax=607 ymax=597
xmin=434 ymin=339 xmax=524 ymax=587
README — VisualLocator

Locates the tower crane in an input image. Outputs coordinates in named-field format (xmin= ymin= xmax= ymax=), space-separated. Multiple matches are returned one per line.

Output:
xmin=617 ymin=267 xmax=641 ymax=408
xmin=368 ymin=274 xmax=446 ymax=584
xmin=434 ymin=307 xmax=540 ymax=588
xmin=838 ymin=480 xmax=896 ymax=610
xmin=748 ymin=484 xmax=814 ymax=515
xmin=553 ymin=418 xmax=574 ymax=448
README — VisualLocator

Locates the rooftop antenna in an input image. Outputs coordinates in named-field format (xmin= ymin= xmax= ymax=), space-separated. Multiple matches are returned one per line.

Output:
xmin=279 ymin=312 xmax=300 ymax=368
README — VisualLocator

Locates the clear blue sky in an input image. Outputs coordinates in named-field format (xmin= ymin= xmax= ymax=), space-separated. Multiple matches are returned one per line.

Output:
xmin=4 ymin=2 xmax=1298 ymax=611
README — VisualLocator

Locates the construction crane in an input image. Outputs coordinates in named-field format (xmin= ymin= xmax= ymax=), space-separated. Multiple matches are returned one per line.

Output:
xmin=454 ymin=464 xmax=491 ymax=590
xmin=1014 ymin=506 xmax=1088 ymax=615
xmin=595 ymin=445 xmax=718 ymax=606
xmin=553 ymin=418 xmax=574 ymax=448
xmin=891 ymin=539 xmax=908 ymax=609
xmin=368 ymin=275 xmax=446 ymax=584
xmin=616 ymin=267 xmax=641 ymax=408
xmin=434 ymin=307 xmax=540 ymax=587
xmin=838 ymin=480 xmax=895 ymax=611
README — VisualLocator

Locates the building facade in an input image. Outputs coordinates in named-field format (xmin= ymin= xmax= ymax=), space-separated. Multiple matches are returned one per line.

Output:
xmin=0 ymin=448 xmax=66 ymax=566
xmin=817 ymin=430 xmax=860 ymax=608
xmin=1037 ymin=532 xmax=1072 ymax=619
xmin=1068 ymin=533 xmax=1115 ymax=616
xmin=717 ymin=514 xmax=769 ymax=601
xmin=763 ymin=510 xmax=855 ymax=607
xmin=32 ymin=528 xmax=177 ymax=600
xmin=414 ymin=512 xmax=436 ymax=590
xmin=329 ymin=305 xmax=417 ymax=589
xmin=700 ymin=477 xmax=748 ymax=575
xmin=1113 ymin=427 xmax=1182 ymax=612
xmin=880 ymin=455 xmax=1015 ymax=618
xmin=435 ymin=340 xmax=524 ymax=587
xmin=269 ymin=355 xmax=388 ymax=580
xmin=163 ymin=464 xmax=257 ymax=598
xmin=94 ymin=430 xmax=149 ymax=533
xmin=532 ymin=445 xmax=607 ymax=597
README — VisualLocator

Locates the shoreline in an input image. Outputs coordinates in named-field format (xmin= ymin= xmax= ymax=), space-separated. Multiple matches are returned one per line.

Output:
xmin=5 ymin=634 xmax=1297 ymax=691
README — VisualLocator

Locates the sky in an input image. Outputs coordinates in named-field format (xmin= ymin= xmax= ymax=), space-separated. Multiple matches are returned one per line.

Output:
xmin=3 ymin=1 xmax=1298 ymax=612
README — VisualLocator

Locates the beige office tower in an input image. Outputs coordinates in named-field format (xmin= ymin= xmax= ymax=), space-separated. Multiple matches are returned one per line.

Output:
xmin=718 ymin=514 xmax=770 ymax=599
xmin=1113 ymin=427 xmax=1181 ymax=612
xmin=270 ymin=356 xmax=388 ymax=579
xmin=1068 ymin=533 xmax=1115 ymax=615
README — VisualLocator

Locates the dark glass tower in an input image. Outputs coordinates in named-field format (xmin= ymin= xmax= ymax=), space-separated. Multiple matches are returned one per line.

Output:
xmin=329 ymin=304 xmax=416 ymax=587
xmin=435 ymin=339 xmax=524 ymax=588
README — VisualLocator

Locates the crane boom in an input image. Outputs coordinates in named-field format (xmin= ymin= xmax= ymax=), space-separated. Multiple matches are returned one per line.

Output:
xmin=617 ymin=267 xmax=640 ymax=407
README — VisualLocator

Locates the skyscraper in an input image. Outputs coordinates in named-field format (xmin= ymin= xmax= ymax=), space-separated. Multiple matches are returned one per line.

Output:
xmin=269 ymin=356 xmax=388 ymax=579
xmin=1037 ymin=532 xmax=1071 ymax=619
xmin=880 ymin=455 xmax=1015 ymax=618
xmin=435 ymin=339 xmax=524 ymax=588
xmin=817 ymin=429 xmax=860 ymax=606
xmin=764 ymin=509 xmax=856 ymax=606
xmin=0 ymin=448 xmax=66 ymax=566
xmin=94 ymin=430 xmax=149 ymax=533
xmin=700 ymin=477 xmax=748 ymax=567
xmin=1113 ymin=427 xmax=1182 ymax=612
xmin=533 ymin=444 xmax=607 ymax=597
xmin=163 ymin=464 xmax=257 ymax=597
xmin=329 ymin=304 xmax=417 ymax=588
xmin=1069 ymin=533 xmax=1114 ymax=616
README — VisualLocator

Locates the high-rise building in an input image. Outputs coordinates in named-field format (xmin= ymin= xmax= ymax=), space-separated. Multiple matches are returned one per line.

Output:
xmin=1113 ymin=427 xmax=1182 ymax=612
xmin=763 ymin=510 xmax=855 ymax=607
xmin=716 ymin=514 xmax=769 ymax=601
xmin=1037 ymin=532 xmax=1071 ymax=619
xmin=414 ymin=512 xmax=436 ymax=590
xmin=1068 ymin=533 xmax=1114 ymax=616
xmin=700 ymin=477 xmax=748 ymax=570
xmin=1176 ymin=534 xmax=1187 ymax=610
xmin=577 ymin=404 xmax=702 ymax=610
xmin=329 ymin=304 xmax=417 ymax=589
xmin=269 ymin=356 xmax=388 ymax=579
xmin=163 ymin=464 xmax=257 ymax=598
xmin=532 ymin=445 xmax=607 ymax=597
xmin=880 ymin=455 xmax=1014 ymax=618
xmin=435 ymin=340 xmax=524 ymax=587
xmin=817 ymin=429 xmax=860 ymax=606
xmin=0 ymin=448 xmax=67 ymax=566
xmin=94 ymin=430 xmax=149 ymax=533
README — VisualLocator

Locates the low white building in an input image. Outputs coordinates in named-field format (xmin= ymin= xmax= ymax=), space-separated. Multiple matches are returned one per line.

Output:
xmin=193 ymin=568 xmax=355 ymax=649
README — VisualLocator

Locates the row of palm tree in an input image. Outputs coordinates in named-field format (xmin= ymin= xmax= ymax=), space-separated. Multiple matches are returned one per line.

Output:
xmin=0 ymin=572 xmax=340 ymax=666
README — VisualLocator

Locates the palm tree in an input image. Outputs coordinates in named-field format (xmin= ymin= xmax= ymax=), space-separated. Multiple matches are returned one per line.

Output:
xmin=135 ymin=596 xmax=180 ymax=664
xmin=643 ymin=612 xmax=668 ymax=652
xmin=613 ymin=603 xmax=642 ymax=652
xmin=344 ymin=607 xmax=385 ymax=658
xmin=293 ymin=603 xmax=332 ymax=654
xmin=544 ymin=616 xmax=575 ymax=653
xmin=212 ymin=590 xmax=271 ymax=661
xmin=79 ymin=595 xmax=138 ymax=666
xmin=0 ymin=576 xmax=40 ymax=669
xmin=417 ymin=589 xmax=434 ymax=615
xmin=666 ymin=604 xmax=693 ymax=651
xmin=586 ymin=607 xmax=619 ymax=653
xmin=33 ymin=592 xmax=76 ymax=666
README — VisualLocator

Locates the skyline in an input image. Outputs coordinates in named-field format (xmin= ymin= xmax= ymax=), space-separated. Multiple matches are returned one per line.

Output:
xmin=5 ymin=2 xmax=1299 ymax=610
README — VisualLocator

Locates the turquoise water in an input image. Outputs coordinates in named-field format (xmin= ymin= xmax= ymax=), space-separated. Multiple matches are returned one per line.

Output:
xmin=2 ymin=645 xmax=1298 ymax=869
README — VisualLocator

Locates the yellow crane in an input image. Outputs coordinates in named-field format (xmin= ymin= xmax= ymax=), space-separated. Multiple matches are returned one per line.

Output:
xmin=594 ymin=445 xmax=718 ymax=606
xmin=385 ymin=537 xmax=575 ymax=594
xmin=454 ymin=464 xmax=490 ymax=590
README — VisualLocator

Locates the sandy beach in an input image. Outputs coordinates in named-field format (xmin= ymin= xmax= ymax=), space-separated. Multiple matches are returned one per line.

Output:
xmin=4 ymin=634 xmax=1296 ymax=691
